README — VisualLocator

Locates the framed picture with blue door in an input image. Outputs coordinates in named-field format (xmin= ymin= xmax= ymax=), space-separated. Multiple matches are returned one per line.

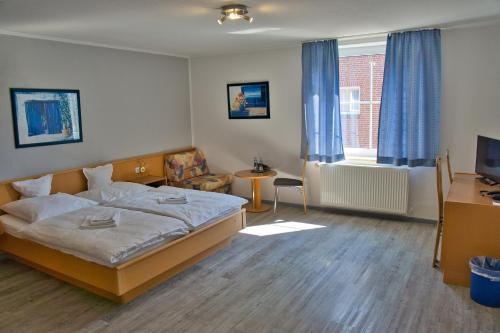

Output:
xmin=10 ymin=88 xmax=83 ymax=148
xmin=227 ymin=81 xmax=270 ymax=119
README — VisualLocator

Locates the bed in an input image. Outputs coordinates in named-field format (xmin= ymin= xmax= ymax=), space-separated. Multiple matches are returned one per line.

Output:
xmin=103 ymin=186 xmax=247 ymax=230
xmin=0 ymin=150 xmax=247 ymax=304
xmin=0 ymin=206 xmax=191 ymax=267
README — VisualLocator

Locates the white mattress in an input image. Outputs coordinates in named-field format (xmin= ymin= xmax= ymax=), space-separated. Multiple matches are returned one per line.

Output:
xmin=106 ymin=186 xmax=247 ymax=230
xmin=0 ymin=206 xmax=190 ymax=267
xmin=1 ymin=214 xmax=28 ymax=238
xmin=192 ymin=207 xmax=242 ymax=231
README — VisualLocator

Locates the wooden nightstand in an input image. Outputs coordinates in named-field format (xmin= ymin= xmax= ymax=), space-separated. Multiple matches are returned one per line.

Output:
xmin=132 ymin=175 xmax=167 ymax=187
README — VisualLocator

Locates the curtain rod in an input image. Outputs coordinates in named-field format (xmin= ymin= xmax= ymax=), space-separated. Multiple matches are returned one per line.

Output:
xmin=301 ymin=16 xmax=500 ymax=44
xmin=301 ymin=28 xmax=439 ymax=44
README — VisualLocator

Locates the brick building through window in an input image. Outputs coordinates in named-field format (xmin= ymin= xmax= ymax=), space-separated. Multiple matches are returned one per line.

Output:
xmin=339 ymin=44 xmax=385 ymax=160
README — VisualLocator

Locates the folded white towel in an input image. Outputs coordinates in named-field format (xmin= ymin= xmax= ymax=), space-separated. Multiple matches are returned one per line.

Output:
xmin=88 ymin=217 xmax=113 ymax=226
xmin=80 ymin=213 xmax=120 ymax=229
xmin=164 ymin=193 xmax=187 ymax=200
xmin=157 ymin=197 xmax=188 ymax=204
xmin=90 ymin=212 xmax=120 ymax=223
xmin=80 ymin=221 xmax=117 ymax=230
xmin=157 ymin=194 xmax=188 ymax=204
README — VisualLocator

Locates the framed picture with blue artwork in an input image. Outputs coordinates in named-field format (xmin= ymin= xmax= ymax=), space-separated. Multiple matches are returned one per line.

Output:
xmin=10 ymin=88 xmax=83 ymax=148
xmin=227 ymin=81 xmax=270 ymax=119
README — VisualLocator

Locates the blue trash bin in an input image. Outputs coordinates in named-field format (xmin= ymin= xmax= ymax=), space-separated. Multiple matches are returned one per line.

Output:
xmin=469 ymin=256 xmax=500 ymax=308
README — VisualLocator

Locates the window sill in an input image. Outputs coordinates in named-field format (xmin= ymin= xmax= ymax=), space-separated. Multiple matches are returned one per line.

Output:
xmin=343 ymin=157 xmax=377 ymax=165
xmin=314 ymin=157 xmax=376 ymax=167
xmin=315 ymin=159 xmax=409 ymax=169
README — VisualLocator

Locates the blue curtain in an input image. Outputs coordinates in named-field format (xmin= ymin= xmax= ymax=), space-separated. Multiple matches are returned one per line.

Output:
xmin=377 ymin=30 xmax=441 ymax=167
xmin=301 ymin=40 xmax=344 ymax=163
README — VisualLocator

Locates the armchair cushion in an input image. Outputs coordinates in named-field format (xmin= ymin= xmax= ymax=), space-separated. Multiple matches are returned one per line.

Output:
xmin=178 ymin=174 xmax=233 ymax=192
xmin=165 ymin=150 xmax=208 ymax=183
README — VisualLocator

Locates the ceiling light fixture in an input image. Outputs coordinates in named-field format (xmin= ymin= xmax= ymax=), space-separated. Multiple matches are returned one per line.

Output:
xmin=217 ymin=4 xmax=253 ymax=25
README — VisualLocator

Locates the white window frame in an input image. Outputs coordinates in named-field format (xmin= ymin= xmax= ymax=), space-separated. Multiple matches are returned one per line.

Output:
xmin=340 ymin=87 xmax=361 ymax=115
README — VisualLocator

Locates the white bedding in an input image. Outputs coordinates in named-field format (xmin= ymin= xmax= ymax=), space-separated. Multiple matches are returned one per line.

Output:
xmin=105 ymin=186 xmax=247 ymax=230
xmin=0 ymin=206 xmax=190 ymax=266
xmin=76 ymin=181 xmax=151 ymax=204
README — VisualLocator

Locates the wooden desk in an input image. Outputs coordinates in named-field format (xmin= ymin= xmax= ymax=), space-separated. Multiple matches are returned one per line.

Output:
xmin=235 ymin=169 xmax=277 ymax=213
xmin=442 ymin=173 xmax=500 ymax=286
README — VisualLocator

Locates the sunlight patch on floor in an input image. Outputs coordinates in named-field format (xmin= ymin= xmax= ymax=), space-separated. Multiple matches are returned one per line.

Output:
xmin=239 ymin=221 xmax=326 ymax=236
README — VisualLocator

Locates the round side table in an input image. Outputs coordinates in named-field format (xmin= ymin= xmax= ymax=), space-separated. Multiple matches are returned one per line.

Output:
xmin=234 ymin=169 xmax=277 ymax=213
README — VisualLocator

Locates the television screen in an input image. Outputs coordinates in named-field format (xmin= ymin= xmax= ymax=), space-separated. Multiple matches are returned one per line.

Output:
xmin=475 ymin=135 xmax=500 ymax=183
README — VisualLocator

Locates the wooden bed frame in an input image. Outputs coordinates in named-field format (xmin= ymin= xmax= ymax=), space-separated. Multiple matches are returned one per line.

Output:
xmin=0 ymin=149 xmax=246 ymax=304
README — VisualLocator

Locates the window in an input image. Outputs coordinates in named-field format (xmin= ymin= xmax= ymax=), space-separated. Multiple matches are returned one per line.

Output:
xmin=340 ymin=87 xmax=360 ymax=115
xmin=339 ymin=41 xmax=386 ymax=161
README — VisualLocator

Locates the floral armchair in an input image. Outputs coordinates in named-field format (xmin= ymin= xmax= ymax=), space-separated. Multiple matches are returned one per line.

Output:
xmin=165 ymin=149 xmax=233 ymax=193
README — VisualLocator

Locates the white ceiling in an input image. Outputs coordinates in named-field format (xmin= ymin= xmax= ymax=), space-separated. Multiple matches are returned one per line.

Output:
xmin=0 ymin=0 xmax=500 ymax=58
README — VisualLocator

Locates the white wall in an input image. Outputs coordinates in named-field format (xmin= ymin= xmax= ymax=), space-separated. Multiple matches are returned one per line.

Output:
xmin=0 ymin=35 xmax=191 ymax=180
xmin=191 ymin=47 xmax=314 ymax=208
xmin=191 ymin=20 xmax=500 ymax=220
xmin=441 ymin=21 xmax=500 ymax=181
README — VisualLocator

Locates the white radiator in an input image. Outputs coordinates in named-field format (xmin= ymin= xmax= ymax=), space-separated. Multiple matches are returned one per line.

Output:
xmin=320 ymin=163 xmax=409 ymax=215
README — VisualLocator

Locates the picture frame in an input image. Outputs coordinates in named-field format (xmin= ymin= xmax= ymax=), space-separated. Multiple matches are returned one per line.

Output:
xmin=227 ymin=81 xmax=270 ymax=119
xmin=10 ymin=88 xmax=83 ymax=148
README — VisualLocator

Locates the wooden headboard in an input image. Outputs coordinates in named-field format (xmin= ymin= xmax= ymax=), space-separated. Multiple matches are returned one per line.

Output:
xmin=0 ymin=147 xmax=194 ymax=207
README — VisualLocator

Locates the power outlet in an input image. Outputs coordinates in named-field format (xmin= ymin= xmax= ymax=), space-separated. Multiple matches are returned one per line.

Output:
xmin=135 ymin=167 xmax=141 ymax=174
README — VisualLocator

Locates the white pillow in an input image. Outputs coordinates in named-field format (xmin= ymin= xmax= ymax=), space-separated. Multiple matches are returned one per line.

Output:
xmin=83 ymin=164 xmax=113 ymax=190
xmin=1 ymin=193 xmax=97 ymax=223
xmin=76 ymin=182 xmax=150 ymax=204
xmin=11 ymin=174 xmax=53 ymax=198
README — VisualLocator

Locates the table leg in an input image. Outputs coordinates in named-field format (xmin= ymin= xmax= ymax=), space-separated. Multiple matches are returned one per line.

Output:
xmin=245 ymin=178 xmax=271 ymax=213
xmin=253 ymin=179 xmax=261 ymax=210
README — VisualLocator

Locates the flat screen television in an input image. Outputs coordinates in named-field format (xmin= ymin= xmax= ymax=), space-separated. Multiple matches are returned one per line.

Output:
xmin=475 ymin=135 xmax=500 ymax=183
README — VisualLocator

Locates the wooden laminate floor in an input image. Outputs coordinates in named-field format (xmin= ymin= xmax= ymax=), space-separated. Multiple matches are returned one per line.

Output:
xmin=1 ymin=206 xmax=499 ymax=333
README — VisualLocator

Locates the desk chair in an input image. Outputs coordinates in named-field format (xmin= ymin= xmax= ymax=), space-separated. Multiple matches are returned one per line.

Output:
xmin=446 ymin=149 xmax=453 ymax=184
xmin=273 ymin=157 xmax=307 ymax=214
xmin=432 ymin=156 xmax=444 ymax=268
